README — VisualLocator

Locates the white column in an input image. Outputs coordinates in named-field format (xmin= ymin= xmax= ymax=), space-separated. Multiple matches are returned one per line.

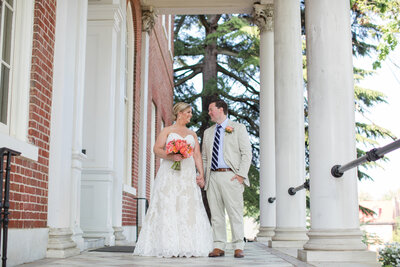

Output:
xmin=298 ymin=1 xmax=378 ymax=264
xmin=137 ymin=7 xmax=156 ymax=231
xmin=47 ymin=0 xmax=87 ymax=258
xmin=254 ymin=3 xmax=276 ymax=242
xmin=270 ymin=0 xmax=308 ymax=248
xmin=81 ymin=3 xmax=123 ymax=246
xmin=112 ymin=1 xmax=128 ymax=246
xmin=70 ymin=0 xmax=88 ymax=251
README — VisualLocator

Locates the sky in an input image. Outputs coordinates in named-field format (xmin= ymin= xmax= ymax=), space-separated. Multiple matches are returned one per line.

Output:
xmin=354 ymin=46 xmax=400 ymax=200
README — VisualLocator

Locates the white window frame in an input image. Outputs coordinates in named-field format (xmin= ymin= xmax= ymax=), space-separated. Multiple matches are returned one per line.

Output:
xmin=0 ymin=0 xmax=37 ymax=161
xmin=0 ymin=0 xmax=16 ymax=133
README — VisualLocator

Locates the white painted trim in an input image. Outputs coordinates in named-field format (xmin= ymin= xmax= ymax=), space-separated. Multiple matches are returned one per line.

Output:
xmin=137 ymin=32 xmax=150 ymax=225
xmin=9 ymin=0 xmax=34 ymax=142
xmin=122 ymin=225 xmax=137 ymax=244
xmin=0 ymin=132 xmax=38 ymax=161
xmin=88 ymin=4 xmax=123 ymax=32
xmin=124 ymin=2 xmax=134 ymax=187
xmin=149 ymin=102 xmax=156 ymax=196
xmin=123 ymin=184 xmax=137 ymax=195
xmin=167 ymin=14 xmax=172 ymax=55
xmin=7 ymin=228 xmax=48 ymax=266
xmin=161 ymin=14 xmax=168 ymax=38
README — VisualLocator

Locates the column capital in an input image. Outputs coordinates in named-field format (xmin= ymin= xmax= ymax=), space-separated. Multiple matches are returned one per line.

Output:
xmin=142 ymin=6 xmax=157 ymax=33
xmin=252 ymin=3 xmax=273 ymax=32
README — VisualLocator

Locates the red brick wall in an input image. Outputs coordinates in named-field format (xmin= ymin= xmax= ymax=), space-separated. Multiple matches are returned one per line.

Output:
xmin=147 ymin=16 xmax=175 ymax=198
xmin=8 ymin=0 xmax=56 ymax=228
xmin=121 ymin=1 xmax=174 ymax=226
xmin=122 ymin=191 xmax=137 ymax=226
xmin=122 ymin=0 xmax=142 ymax=226
xmin=130 ymin=0 xmax=142 ymax=193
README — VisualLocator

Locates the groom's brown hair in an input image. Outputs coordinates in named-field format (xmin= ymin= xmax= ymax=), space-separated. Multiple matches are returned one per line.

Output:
xmin=210 ymin=99 xmax=228 ymax=115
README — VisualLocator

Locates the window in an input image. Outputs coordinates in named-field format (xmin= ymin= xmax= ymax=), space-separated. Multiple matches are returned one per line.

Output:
xmin=0 ymin=0 xmax=15 ymax=130
xmin=0 ymin=0 xmax=36 ymax=160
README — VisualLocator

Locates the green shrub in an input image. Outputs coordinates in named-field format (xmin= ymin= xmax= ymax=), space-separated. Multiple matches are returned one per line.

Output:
xmin=378 ymin=242 xmax=400 ymax=267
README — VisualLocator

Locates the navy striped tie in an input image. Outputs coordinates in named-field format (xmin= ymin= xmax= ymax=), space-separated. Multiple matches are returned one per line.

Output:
xmin=211 ymin=125 xmax=222 ymax=171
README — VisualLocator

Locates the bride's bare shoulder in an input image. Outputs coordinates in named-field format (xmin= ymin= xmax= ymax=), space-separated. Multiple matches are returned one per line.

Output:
xmin=188 ymin=130 xmax=198 ymax=138
xmin=159 ymin=126 xmax=174 ymax=137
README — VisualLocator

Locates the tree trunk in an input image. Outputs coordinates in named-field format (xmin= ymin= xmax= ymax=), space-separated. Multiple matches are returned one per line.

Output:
xmin=199 ymin=15 xmax=220 ymax=141
xmin=199 ymin=15 xmax=221 ymax=222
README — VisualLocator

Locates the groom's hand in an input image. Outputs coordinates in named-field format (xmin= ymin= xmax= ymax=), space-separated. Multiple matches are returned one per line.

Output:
xmin=196 ymin=175 xmax=205 ymax=188
xmin=231 ymin=174 xmax=244 ymax=184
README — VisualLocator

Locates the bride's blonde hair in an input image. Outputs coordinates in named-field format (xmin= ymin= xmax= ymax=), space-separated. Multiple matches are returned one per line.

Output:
xmin=173 ymin=102 xmax=191 ymax=121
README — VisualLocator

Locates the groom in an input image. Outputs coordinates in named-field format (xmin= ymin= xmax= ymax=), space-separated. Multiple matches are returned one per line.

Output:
xmin=202 ymin=99 xmax=252 ymax=258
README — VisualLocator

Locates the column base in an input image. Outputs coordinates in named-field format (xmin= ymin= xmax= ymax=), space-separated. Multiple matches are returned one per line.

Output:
xmin=46 ymin=228 xmax=80 ymax=258
xmin=299 ymin=229 xmax=378 ymax=266
xmin=269 ymin=227 xmax=308 ymax=248
xmin=298 ymin=250 xmax=379 ymax=266
xmin=303 ymin=229 xmax=366 ymax=251
xmin=272 ymin=227 xmax=308 ymax=240
xmin=83 ymin=230 xmax=115 ymax=246
xmin=269 ymin=240 xmax=307 ymax=248
xmin=113 ymin=226 xmax=129 ymax=246
xmin=71 ymin=225 xmax=84 ymax=251
xmin=256 ymin=226 xmax=275 ymax=242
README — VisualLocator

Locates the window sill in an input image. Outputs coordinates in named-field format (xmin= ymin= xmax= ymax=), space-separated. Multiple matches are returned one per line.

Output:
xmin=123 ymin=184 xmax=137 ymax=196
xmin=0 ymin=132 xmax=38 ymax=161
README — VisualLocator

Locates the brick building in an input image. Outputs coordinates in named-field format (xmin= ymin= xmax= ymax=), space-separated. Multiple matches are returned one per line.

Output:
xmin=0 ymin=0 xmax=173 ymax=265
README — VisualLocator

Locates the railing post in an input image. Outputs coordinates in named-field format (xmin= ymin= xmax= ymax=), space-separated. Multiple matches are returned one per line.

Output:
xmin=0 ymin=148 xmax=21 ymax=267
xmin=331 ymin=139 xmax=400 ymax=178
xmin=134 ymin=197 xmax=149 ymax=242
xmin=288 ymin=180 xmax=310 ymax=196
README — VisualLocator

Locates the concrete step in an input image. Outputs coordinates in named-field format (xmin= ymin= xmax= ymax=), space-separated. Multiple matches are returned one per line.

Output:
xmin=83 ymin=237 xmax=105 ymax=251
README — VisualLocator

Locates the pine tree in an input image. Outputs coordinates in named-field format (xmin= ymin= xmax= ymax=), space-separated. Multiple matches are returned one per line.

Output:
xmin=174 ymin=2 xmax=400 ymax=218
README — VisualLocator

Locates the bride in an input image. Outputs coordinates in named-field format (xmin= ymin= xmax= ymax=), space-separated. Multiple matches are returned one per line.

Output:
xmin=133 ymin=102 xmax=213 ymax=257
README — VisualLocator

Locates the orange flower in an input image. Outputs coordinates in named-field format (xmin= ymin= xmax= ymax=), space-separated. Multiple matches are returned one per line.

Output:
xmin=165 ymin=139 xmax=194 ymax=170
xmin=225 ymin=126 xmax=234 ymax=134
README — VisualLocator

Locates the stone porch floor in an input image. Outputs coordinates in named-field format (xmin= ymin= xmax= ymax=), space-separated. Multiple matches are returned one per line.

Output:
xmin=18 ymin=242 xmax=313 ymax=267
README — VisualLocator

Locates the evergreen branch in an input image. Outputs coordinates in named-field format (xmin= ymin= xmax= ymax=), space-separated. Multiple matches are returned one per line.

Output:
xmin=174 ymin=68 xmax=202 ymax=87
xmin=218 ymin=90 xmax=259 ymax=106
xmin=174 ymin=15 xmax=186 ymax=36
xmin=217 ymin=48 xmax=239 ymax=57
xmin=217 ymin=64 xmax=258 ymax=94
xmin=228 ymin=109 xmax=259 ymax=136
xmin=174 ymin=63 xmax=203 ymax=73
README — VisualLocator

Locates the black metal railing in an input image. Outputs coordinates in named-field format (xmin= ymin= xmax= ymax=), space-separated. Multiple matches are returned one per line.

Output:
xmin=134 ymin=197 xmax=149 ymax=242
xmin=331 ymin=139 xmax=400 ymax=178
xmin=0 ymin=147 xmax=21 ymax=267
xmin=288 ymin=179 xmax=310 ymax=196
xmin=268 ymin=197 xmax=276 ymax=203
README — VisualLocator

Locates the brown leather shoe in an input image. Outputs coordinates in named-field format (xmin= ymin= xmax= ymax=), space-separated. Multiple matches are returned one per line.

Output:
xmin=208 ymin=248 xmax=225 ymax=257
xmin=234 ymin=249 xmax=244 ymax=258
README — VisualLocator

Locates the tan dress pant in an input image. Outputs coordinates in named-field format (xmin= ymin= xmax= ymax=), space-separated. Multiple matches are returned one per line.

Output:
xmin=206 ymin=170 xmax=244 ymax=250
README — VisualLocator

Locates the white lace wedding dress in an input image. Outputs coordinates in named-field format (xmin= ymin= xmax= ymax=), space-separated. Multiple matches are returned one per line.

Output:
xmin=133 ymin=133 xmax=213 ymax=257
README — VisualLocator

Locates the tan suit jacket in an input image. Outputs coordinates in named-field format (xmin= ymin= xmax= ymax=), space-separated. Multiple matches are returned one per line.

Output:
xmin=202 ymin=120 xmax=252 ymax=190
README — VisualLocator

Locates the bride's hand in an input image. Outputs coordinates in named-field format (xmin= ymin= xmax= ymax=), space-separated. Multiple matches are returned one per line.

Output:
xmin=170 ymin=154 xmax=183 ymax=161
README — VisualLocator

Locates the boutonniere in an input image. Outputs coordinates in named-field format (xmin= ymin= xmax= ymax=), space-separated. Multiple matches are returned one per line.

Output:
xmin=225 ymin=126 xmax=234 ymax=134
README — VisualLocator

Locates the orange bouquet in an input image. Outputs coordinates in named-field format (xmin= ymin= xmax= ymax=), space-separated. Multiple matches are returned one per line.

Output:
xmin=165 ymin=139 xmax=194 ymax=170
